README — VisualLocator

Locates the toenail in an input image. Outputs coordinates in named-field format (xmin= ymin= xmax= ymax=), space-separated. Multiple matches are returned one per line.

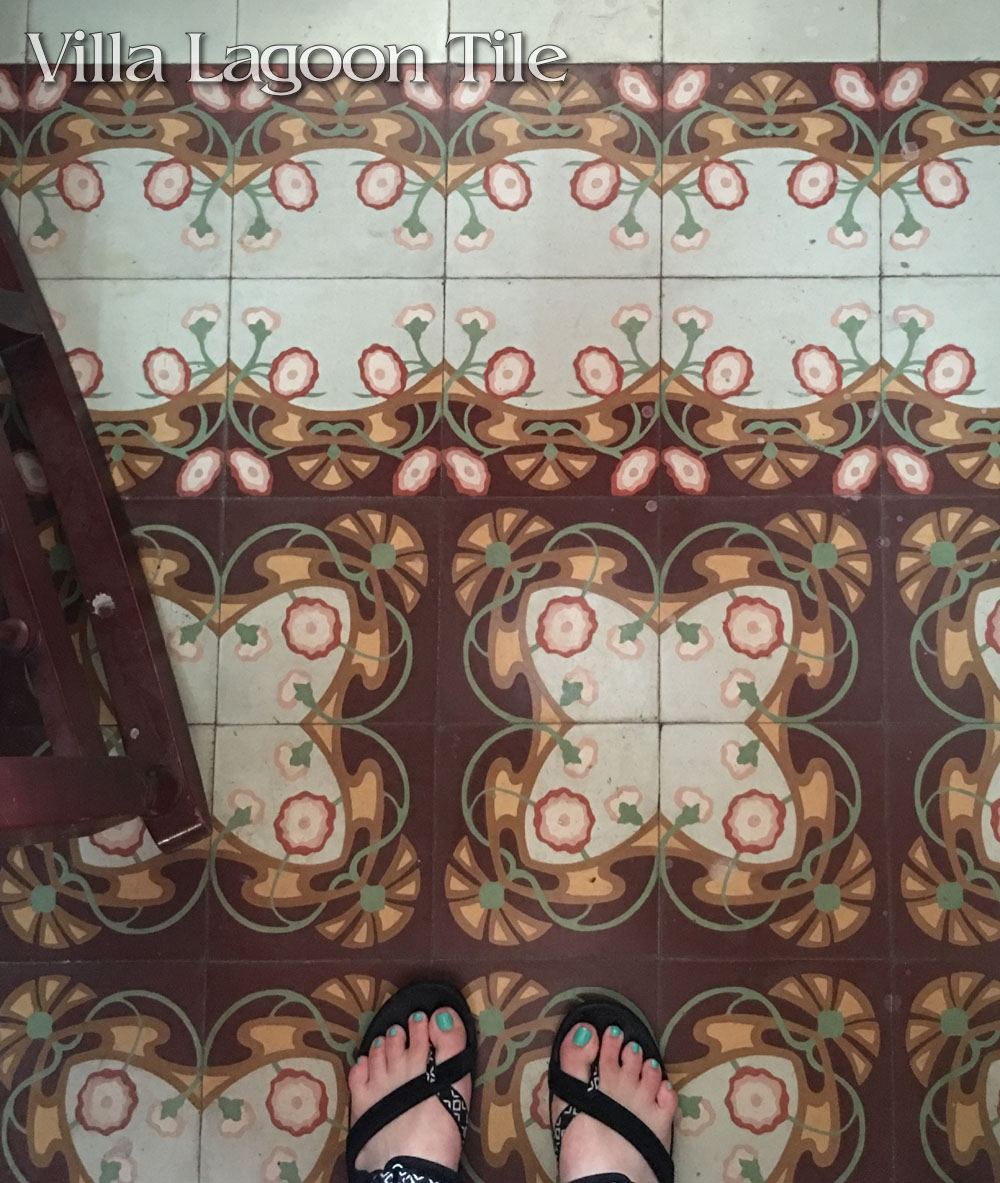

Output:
xmin=572 ymin=1026 xmax=592 ymax=1047
xmin=609 ymin=1026 xmax=622 ymax=1038
xmin=373 ymin=1038 xmax=383 ymax=1048
xmin=650 ymin=1059 xmax=660 ymax=1069
xmin=629 ymin=1041 xmax=641 ymax=1054
xmin=388 ymin=1026 xmax=399 ymax=1037
xmin=666 ymin=1080 xmax=674 ymax=1090
xmin=413 ymin=1012 xmax=426 ymax=1022
xmin=435 ymin=1011 xmax=454 ymax=1031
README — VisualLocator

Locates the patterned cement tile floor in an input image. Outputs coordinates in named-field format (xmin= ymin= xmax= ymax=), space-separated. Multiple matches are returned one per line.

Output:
xmin=1 ymin=34 xmax=1000 ymax=1183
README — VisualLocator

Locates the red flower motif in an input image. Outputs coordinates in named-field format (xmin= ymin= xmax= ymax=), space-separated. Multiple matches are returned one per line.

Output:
xmin=787 ymin=159 xmax=837 ymax=208
xmin=615 ymin=65 xmax=660 ymax=112
xmin=443 ymin=447 xmax=490 ymax=496
xmin=833 ymin=446 xmax=880 ymax=496
xmin=269 ymin=347 xmax=319 ymax=400
xmin=530 ymin=1071 xmax=550 ymax=1128
xmin=702 ymin=347 xmax=753 ymax=398
xmin=536 ymin=595 xmax=598 ymax=658
xmin=484 ymin=160 xmax=532 ymax=211
xmin=359 ymin=344 xmax=408 ymax=398
xmin=484 ymin=347 xmax=535 ymax=399
xmin=611 ymin=447 xmax=658 ymax=496
xmin=57 ymin=161 xmax=104 ymax=212
xmin=533 ymin=787 xmax=595 ymax=854
xmin=143 ymin=159 xmax=193 ymax=210
xmin=792 ymin=345 xmax=843 ymax=397
xmin=356 ymin=159 xmax=405 ymax=209
xmin=984 ymin=603 xmax=1000 ymax=654
xmin=570 ymin=160 xmax=622 ymax=210
xmin=228 ymin=449 xmax=273 ymax=496
xmin=664 ymin=66 xmax=710 ymax=111
xmin=274 ymin=792 xmax=336 ymax=856
xmin=924 ymin=345 xmax=975 ymax=397
xmin=724 ymin=1066 xmax=789 ymax=1132
xmin=698 ymin=161 xmax=748 ymax=210
xmin=400 ymin=65 xmax=445 ymax=111
xmin=67 ymin=347 xmax=104 ymax=397
xmin=0 ymin=67 xmax=20 ymax=112
xmin=723 ymin=596 xmax=785 ymax=658
xmin=917 ymin=159 xmax=969 ymax=208
xmin=722 ymin=791 xmax=787 ymax=854
xmin=451 ymin=67 xmax=494 ymax=111
xmin=189 ymin=79 xmax=230 ymax=111
xmin=393 ymin=446 xmax=440 ymax=495
xmin=282 ymin=596 xmax=342 ymax=659
xmin=265 ymin=1068 xmax=329 ymax=1135
xmin=884 ymin=445 xmax=933 ymax=494
xmin=662 ymin=447 xmax=710 ymax=495
xmin=88 ymin=818 xmax=148 ymax=857
xmin=143 ymin=347 xmax=191 ymax=397
xmin=269 ymin=161 xmax=318 ymax=211
xmin=573 ymin=347 xmax=624 ymax=398
xmin=990 ymin=798 xmax=1000 ymax=842
xmin=75 ymin=1068 xmax=139 ymax=1134
xmin=831 ymin=65 xmax=878 ymax=111
xmin=26 ymin=68 xmax=70 ymax=112
xmin=883 ymin=63 xmax=928 ymax=110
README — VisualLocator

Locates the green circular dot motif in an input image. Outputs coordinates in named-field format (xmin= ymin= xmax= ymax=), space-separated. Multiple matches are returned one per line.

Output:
xmin=360 ymin=885 xmax=386 ymax=912
xmin=484 ymin=541 xmax=511 ymax=569
xmin=26 ymin=1011 xmax=53 ymax=1039
xmin=936 ymin=881 xmax=964 ymax=910
xmin=817 ymin=1009 xmax=845 ymax=1039
xmin=30 ymin=885 xmax=57 ymax=914
xmin=813 ymin=884 xmax=841 ymax=912
xmin=479 ymin=881 xmax=505 ymax=910
xmin=928 ymin=540 xmax=956 ymax=568
xmin=811 ymin=541 xmax=838 ymax=570
xmin=370 ymin=543 xmax=396 ymax=571
xmin=939 ymin=1006 xmax=968 ymax=1036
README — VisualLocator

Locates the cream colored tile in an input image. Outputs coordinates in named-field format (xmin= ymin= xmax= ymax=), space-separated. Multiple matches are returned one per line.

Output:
xmin=883 ymin=0 xmax=1000 ymax=59
xmin=0 ymin=0 xmax=26 ymax=60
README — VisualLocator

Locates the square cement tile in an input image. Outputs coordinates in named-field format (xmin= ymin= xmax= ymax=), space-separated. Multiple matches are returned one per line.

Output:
xmin=0 ymin=3 xmax=25 ymax=62
xmin=882 ymin=0 xmax=1000 ymax=60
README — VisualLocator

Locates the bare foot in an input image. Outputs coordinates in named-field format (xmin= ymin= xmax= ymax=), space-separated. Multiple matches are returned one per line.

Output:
xmin=348 ymin=1008 xmax=471 ymax=1173
xmin=552 ymin=1022 xmax=677 ymax=1183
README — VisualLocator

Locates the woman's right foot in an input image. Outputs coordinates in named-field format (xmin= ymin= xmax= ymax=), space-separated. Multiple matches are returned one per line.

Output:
xmin=552 ymin=1021 xmax=677 ymax=1183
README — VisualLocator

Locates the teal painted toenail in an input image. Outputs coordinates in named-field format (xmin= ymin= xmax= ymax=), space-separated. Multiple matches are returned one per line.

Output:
xmin=413 ymin=1012 xmax=425 ymax=1022
xmin=435 ymin=1012 xmax=454 ymax=1031
xmin=650 ymin=1059 xmax=660 ymax=1070
xmin=373 ymin=1038 xmax=383 ymax=1047
xmin=629 ymin=1042 xmax=641 ymax=1054
xmin=666 ymin=1081 xmax=674 ymax=1090
xmin=572 ymin=1026 xmax=591 ymax=1047
xmin=609 ymin=1026 xmax=622 ymax=1038
xmin=389 ymin=1026 xmax=399 ymax=1036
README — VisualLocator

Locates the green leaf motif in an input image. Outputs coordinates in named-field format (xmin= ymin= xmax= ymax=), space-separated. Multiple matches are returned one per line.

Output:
xmin=159 ymin=1094 xmax=186 ymax=1119
xmin=676 ymin=803 xmax=701 ymax=827
xmin=675 ymin=620 xmax=702 ymax=645
xmin=218 ymin=1096 xmax=243 ymax=1121
xmin=741 ymin=1159 xmax=765 ymax=1183
xmin=737 ymin=681 xmax=760 ymax=707
xmin=98 ymin=1163 xmax=121 ymax=1183
xmin=558 ymin=739 xmax=581 ymax=766
xmin=178 ymin=621 xmax=203 ymax=646
xmin=736 ymin=739 xmax=760 ymax=767
xmin=230 ymin=805 xmax=252 ymax=829
xmin=560 ymin=680 xmax=583 ymax=707
xmin=278 ymin=1162 xmax=304 ymax=1183
xmin=293 ymin=682 xmax=317 ymax=708
xmin=618 ymin=620 xmax=643 ymax=643
xmin=617 ymin=802 xmax=643 ymax=826
xmin=288 ymin=740 xmax=313 ymax=768
xmin=235 ymin=622 xmax=259 ymax=645
xmin=677 ymin=1093 xmax=702 ymax=1119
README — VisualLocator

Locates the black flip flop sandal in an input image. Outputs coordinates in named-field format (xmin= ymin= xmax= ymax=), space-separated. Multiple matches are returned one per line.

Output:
xmin=346 ymin=980 xmax=477 ymax=1183
xmin=548 ymin=998 xmax=675 ymax=1183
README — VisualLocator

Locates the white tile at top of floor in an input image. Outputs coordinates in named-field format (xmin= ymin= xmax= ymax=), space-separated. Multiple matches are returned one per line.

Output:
xmin=663 ymin=0 xmax=878 ymax=62
xmin=24 ymin=0 xmax=237 ymax=63
xmin=882 ymin=0 xmax=1000 ymax=59
xmin=0 ymin=0 xmax=27 ymax=62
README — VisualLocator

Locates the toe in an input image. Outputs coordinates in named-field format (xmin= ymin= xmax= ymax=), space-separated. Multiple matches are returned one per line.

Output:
xmin=384 ymin=1023 xmax=407 ymax=1072
xmin=367 ymin=1036 xmax=388 ymax=1084
xmin=620 ymin=1039 xmax=643 ymax=1083
xmin=656 ymin=1079 xmax=678 ymax=1122
xmin=639 ymin=1056 xmax=663 ymax=1099
xmin=428 ymin=1010 xmax=468 ymax=1067
xmin=406 ymin=1011 xmax=430 ymax=1068
xmin=347 ymin=1055 xmax=369 ymax=1095
xmin=558 ymin=1022 xmax=598 ymax=1083
xmin=599 ymin=1023 xmax=625 ymax=1078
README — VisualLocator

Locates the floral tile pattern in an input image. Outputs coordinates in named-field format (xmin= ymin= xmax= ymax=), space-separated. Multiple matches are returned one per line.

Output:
xmin=2 ymin=7 xmax=1000 ymax=1176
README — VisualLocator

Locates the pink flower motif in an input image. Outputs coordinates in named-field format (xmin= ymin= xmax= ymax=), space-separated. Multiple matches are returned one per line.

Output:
xmin=883 ymin=62 xmax=928 ymax=110
xmin=359 ymin=344 xmax=408 ymax=398
xmin=262 ymin=1147 xmax=299 ymax=1183
xmin=723 ymin=791 xmax=786 ymax=854
xmin=565 ymin=666 xmax=599 ymax=706
xmin=703 ymin=347 xmax=753 ymax=398
xmin=181 ymin=226 xmax=219 ymax=250
xmin=228 ymin=449 xmax=274 ymax=496
xmin=787 ymin=158 xmax=837 ymax=207
xmin=13 ymin=451 xmax=47 ymax=496
xmin=268 ymin=347 xmax=319 ymax=400
xmin=273 ymin=792 xmax=336 ymax=856
xmin=275 ymin=742 xmax=308 ymax=783
xmin=57 ymin=161 xmax=104 ymax=212
xmin=723 ymin=1146 xmax=761 ymax=1183
xmin=26 ymin=69 xmax=71 ymax=112
xmin=29 ymin=228 xmax=66 ymax=251
xmin=698 ymin=161 xmax=748 ymax=209
xmin=75 ymin=1068 xmax=139 ymax=1134
xmin=357 ymin=159 xmax=406 ymax=209
xmin=101 ymin=1141 xmax=137 ymax=1183
xmin=533 ymin=787 xmax=595 ymax=854
xmin=235 ymin=625 xmax=272 ymax=662
xmin=88 ymin=818 xmax=148 ymax=857
xmin=68 ymin=348 xmax=104 ymax=397
xmin=144 ymin=159 xmax=193 ymax=210
xmin=282 ymin=597 xmax=342 ymax=659
xmin=611 ymin=447 xmax=658 ymax=497
xmin=832 ymin=303 xmax=871 ymax=327
xmin=396 ymin=304 xmax=435 ymax=329
xmin=529 ymin=1071 xmax=550 ymax=1128
xmin=167 ymin=627 xmax=203 ymax=663
xmin=393 ymin=446 xmax=440 ymax=496
xmin=148 ymin=1099 xmax=186 ymax=1137
xmin=227 ymin=788 xmax=265 ymax=824
xmin=606 ymin=624 xmax=645 ymax=661
xmin=400 ymin=65 xmax=445 ymax=111
xmin=484 ymin=160 xmax=532 ymax=210
xmin=570 ymin=159 xmax=622 ymax=210
xmin=793 ymin=344 xmax=843 ymax=397
xmin=924 ymin=345 xmax=976 ymax=397
xmin=664 ymin=66 xmax=710 ymax=111
xmin=983 ymin=603 xmax=1000 ymax=654
xmin=610 ymin=224 xmax=650 ymax=250
xmin=613 ymin=304 xmax=653 ymax=329
xmin=670 ymin=227 xmax=710 ymax=251
xmin=614 ymin=65 xmax=659 ymax=111
xmin=243 ymin=307 xmax=281 ymax=334
xmin=536 ymin=596 xmax=598 ymax=658
xmin=677 ymin=1096 xmax=715 ymax=1135
xmin=0 ymin=67 xmax=20 ymax=111
xmin=453 ymin=227 xmax=493 ymax=252
xmin=456 ymin=306 xmax=496 ymax=333
xmin=189 ymin=79 xmax=231 ymax=110
xmin=269 ymin=161 xmax=318 ymax=211
xmin=238 ymin=82 xmax=272 ymax=112
xmin=675 ymin=623 xmax=713 ymax=661
xmin=605 ymin=784 xmax=644 ymax=822
xmin=894 ymin=305 xmax=934 ymax=330
xmin=720 ymin=669 xmax=756 ymax=709
xmin=574 ymin=346 xmax=624 ymax=398
xmin=443 ymin=448 xmax=491 ymax=496
xmin=143 ymin=347 xmax=191 ymax=398
xmin=662 ymin=447 xmax=710 ymax=495
xmin=829 ymin=223 xmax=869 ymax=250
xmin=673 ymin=786 xmax=712 ymax=823
xmin=240 ymin=227 xmax=281 ymax=251
xmin=220 ymin=1098 xmax=256 ymax=1136
xmin=450 ymin=67 xmax=494 ymax=111
xmin=49 ymin=308 xmax=67 ymax=332
xmin=721 ymin=740 xmax=756 ymax=781
xmin=725 ymin=1065 xmax=790 ymax=1132
xmin=485 ymin=347 xmax=535 ymax=399
xmin=183 ymin=304 xmax=222 ymax=330
xmin=723 ymin=596 xmax=785 ymax=659
xmin=884 ymin=445 xmax=933 ymax=493
xmin=673 ymin=306 xmax=713 ymax=331
xmin=177 ymin=447 xmax=223 ymax=497
xmin=277 ymin=671 xmax=312 ymax=711
xmin=890 ymin=225 xmax=929 ymax=250
xmin=265 ymin=1068 xmax=329 ymax=1135
xmin=918 ymin=159 xmax=969 ymax=208
xmin=565 ymin=737 xmax=598 ymax=778
xmin=831 ymin=65 xmax=878 ymax=110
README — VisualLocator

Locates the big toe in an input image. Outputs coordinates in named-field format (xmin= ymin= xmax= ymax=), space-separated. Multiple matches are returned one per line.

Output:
xmin=558 ymin=1022 xmax=598 ymax=1083
xmin=429 ymin=1007 xmax=469 ymax=1089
